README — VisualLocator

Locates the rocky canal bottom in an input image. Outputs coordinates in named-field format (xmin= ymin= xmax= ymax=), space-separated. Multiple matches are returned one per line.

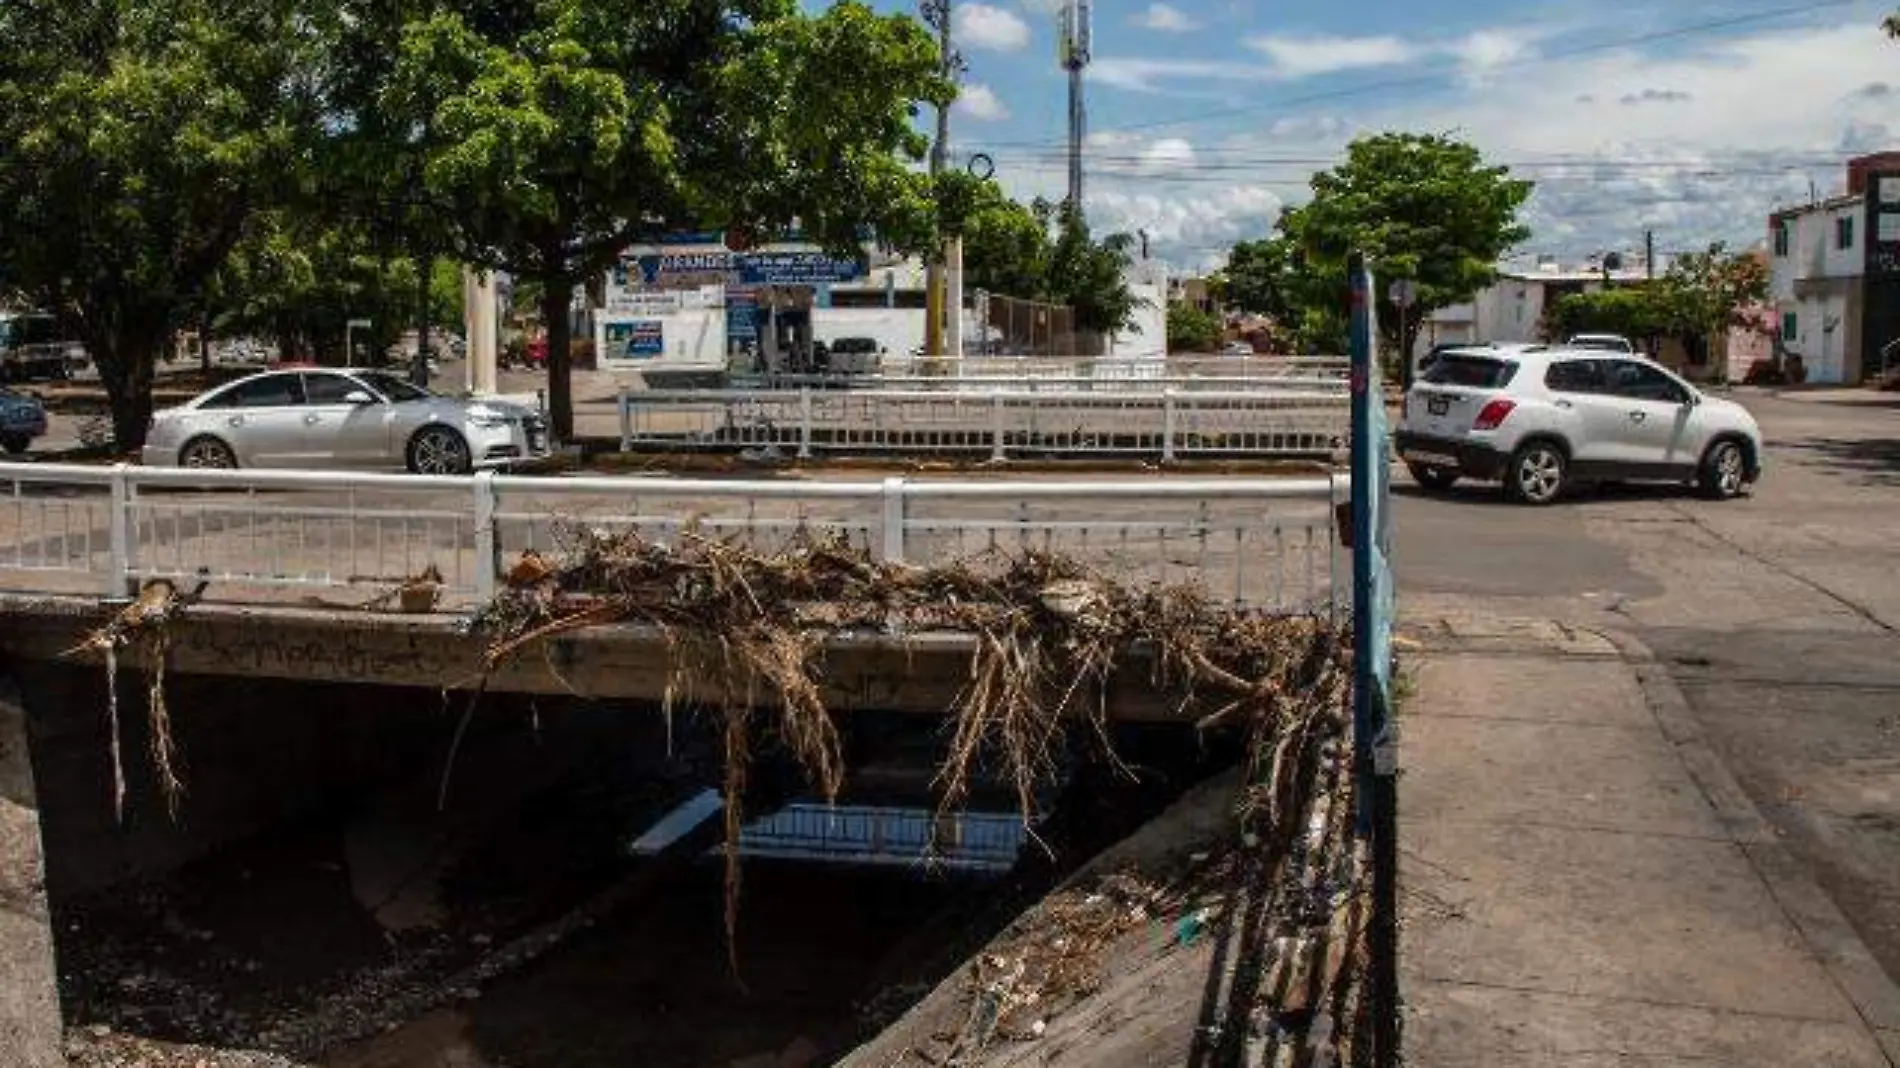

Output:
xmin=49 ymin=726 xmax=1214 ymax=1068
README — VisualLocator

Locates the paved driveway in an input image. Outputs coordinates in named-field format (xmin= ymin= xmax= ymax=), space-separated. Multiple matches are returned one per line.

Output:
xmin=1395 ymin=387 xmax=1900 ymax=977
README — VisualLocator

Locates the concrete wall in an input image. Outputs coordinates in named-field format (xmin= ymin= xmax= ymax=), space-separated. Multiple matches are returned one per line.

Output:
xmin=0 ymin=667 xmax=62 ymax=1068
xmin=814 ymin=307 xmax=924 ymax=358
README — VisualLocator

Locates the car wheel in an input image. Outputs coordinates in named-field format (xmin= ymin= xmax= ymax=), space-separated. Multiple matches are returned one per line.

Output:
xmin=1506 ymin=442 xmax=1567 ymax=505
xmin=1 ymin=434 xmax=28 ymax=456
xmin=179 ymin=436 xmax=237 ymax=469
xmin=1405 ymin=462 xmax=1458 ymax=492
xmin=408 ymin=425 xmax=471 ymax=475
xmin=1699 ymin=440 xmax=1748 ymax=500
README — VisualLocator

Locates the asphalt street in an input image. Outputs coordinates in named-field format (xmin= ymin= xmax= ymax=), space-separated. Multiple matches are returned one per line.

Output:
xmin=1394 ymin=387 xmax=1900 ymax=979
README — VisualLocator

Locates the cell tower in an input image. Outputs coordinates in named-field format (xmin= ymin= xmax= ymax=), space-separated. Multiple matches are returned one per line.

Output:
xmin=1058 ymin=0 xmax=1091 ymax=214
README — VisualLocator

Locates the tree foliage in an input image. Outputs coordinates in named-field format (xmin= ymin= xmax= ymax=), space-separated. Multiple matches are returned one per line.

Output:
xmin=1547 ymin=244 xmax=1769 ymax=346
xmin=1223 ymin=133 xmax=1533 ymax=353
xmin=0 ymin=0 xmax=327 ymax=447
xmin=382 ymin=0 xmax=950 ymax=438
xmin=936 ymin=176 xmax=1139 ymax=335
xmin=1167 ymin=304 xmax=1222 ymax=352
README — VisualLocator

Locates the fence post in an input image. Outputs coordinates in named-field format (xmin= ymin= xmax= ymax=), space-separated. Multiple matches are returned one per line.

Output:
xmin=990 ymin=392 xmax=1006 ymax=462
xmin=879 ymin=477 xmax=906 ymax=563
xmin=798 ymin=388 xmax=814 ymax=459
xmin=1162 ymin=388 xmax=1178 ymax=464
xmin=472 ymin=470 xmax=498 ymax=601
xmin=617 ymin=389 xmax=632 ymax=453
xmin=106 ymin=463 xmax=133 ymax=600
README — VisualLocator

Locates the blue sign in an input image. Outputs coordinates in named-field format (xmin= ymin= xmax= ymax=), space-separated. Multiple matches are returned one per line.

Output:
xmin=1349 ymin=252 xmax=1396 ymax=831
xmin=735 ymin=251 xmax=866 ymax=286
xmin=605 ymin=320 xmax=664 ymax=359
xmin=725 ymin=288 xmax=759 ymax=343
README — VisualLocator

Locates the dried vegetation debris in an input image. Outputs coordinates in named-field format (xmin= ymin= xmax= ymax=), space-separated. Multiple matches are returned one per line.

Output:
xmin=469 ymin=524 xmax=1369 ymax=1056
xmin=65 ymin=1028 xmax=313 ymax=1068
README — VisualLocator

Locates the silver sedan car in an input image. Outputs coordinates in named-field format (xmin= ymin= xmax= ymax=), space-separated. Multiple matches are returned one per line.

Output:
xmin=142 ymin=368 xmax=550 ymax=473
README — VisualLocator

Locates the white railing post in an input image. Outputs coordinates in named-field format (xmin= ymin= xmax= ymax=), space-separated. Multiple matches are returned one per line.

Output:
xmin=798 ymin=388 xmax=814 ymax=459
xmin=618 ymin=388 xmax=632 ymax=452
xmin=473 ymin=470 xmax=498 ymax=601
xmin=990 ymin=392 xmax=1006 ymax=461
xmin=1162 ymin=388 xmax=1179 ymax=464
xmin=879 ymin=477 xmax=907 ymax=563
xmin=106 ymin=463 xmax=133 ymax=599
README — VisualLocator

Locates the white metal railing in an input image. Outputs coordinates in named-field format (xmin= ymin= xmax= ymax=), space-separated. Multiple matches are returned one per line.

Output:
xmin=720 ymin=373 xmax=1348 ymax=395
xmin=617 ymin=388 xmax=1349 ymax=460
xmin=0 ymin=462 xmax=1347 ymax=615
xmin=873 ymin=354 xmax=1352 ymax=380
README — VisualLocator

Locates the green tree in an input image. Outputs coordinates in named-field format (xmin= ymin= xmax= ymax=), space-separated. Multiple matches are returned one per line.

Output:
xmin=1167 ymin=304 xmax=1222 ymax=352
xmin=936 ymin=173 xmax=1049 ymax=299
xmin=1229 ymin=133 xmax=1532 ymax=355
xmin=1043 ymin=204 xmax=1141 ymax=335
xmin=385 ymin=0 xmax=949 ymax=440
xmin=0 ymin=0 xmax=326 ymax=448
xmin=1549 ymin=244 xmax=1768 ymax=365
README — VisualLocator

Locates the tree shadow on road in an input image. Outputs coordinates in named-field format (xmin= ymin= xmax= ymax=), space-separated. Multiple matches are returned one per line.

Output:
xmin=1776 ymin=437 xmax=1900 ymax=488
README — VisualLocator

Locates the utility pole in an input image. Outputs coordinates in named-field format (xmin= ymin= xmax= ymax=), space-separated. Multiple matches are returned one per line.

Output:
xmin=1645 ymin=229 xmax=1656 ymax=280
xmin=922 ymin=0 xmax=955 ymax=362
xmin=1059 ymin=1 xmax=1092 ymax=213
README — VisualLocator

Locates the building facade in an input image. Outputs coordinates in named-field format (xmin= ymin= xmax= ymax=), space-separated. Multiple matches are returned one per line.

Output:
xmin=1767 ymin=153 xmax=1900 ymax=385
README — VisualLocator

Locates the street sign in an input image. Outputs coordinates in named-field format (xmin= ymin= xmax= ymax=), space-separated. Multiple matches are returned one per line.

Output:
xmin=1387 ymin=279 xmax=1415 ymax=307
xmin=346 ymin=318 xmax=372 ymax=329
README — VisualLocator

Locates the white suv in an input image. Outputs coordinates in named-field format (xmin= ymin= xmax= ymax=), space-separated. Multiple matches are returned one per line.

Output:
xmin=1396 ymin=347 xmax=1763 ymax=504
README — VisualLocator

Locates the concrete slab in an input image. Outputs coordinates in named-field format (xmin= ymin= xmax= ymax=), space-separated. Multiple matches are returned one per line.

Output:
xmin=1405 ymin=715 xmax=1725 ymax=839
xmin=1407 ymin=819 xmax=1855 ymax=1024
xmin=1405 ymin=980 xmax=1890 ymax=1068
xmin=1409 ymin=655 xmax=1652 ymax=726
xmin=0 ymin=678 xmax=61 ymax=1068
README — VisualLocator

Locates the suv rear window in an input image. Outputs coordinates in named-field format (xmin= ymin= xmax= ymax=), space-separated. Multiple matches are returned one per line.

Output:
xmin=1420 ymin=355 xmax=1516 ymax=389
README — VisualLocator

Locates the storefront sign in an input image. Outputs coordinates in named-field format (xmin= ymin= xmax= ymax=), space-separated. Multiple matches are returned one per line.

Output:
xmin=605 ymin=320 xmax=664 ymax=359
xmin=734 ymin=251 xmax=866 ymax=286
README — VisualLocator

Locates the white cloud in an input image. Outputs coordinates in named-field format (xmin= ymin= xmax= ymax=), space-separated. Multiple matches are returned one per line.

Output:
xmin=1140 ymin=137 xmax=1197 ymax=173
xmin=1134 ymin=3 xmax=1198 ymax=33
xmin=1087 ymin=185 xmax=1287 ymax=268
xmin=960 ymin=4 xmax=1031 ymax=52
xmin=1449 ymin=29 xmax=1539 ymax=86
xmin=954 ymin=83 xmax=1010 ymax=122
xmin=1244 ymin=34 xmax=1418 ymax=79
xmin=1092 ymin=57 xmax=1270 ymax=94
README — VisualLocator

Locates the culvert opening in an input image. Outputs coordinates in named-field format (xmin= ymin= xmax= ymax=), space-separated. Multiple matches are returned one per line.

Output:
xmin=42 ymin=686 xmax=1232 ymax=1068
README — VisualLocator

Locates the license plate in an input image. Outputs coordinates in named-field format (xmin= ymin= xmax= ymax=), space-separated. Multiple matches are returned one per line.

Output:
xmin=1405 ymin=450 xmax=1458 ymax=468
xmin=1427 ymin=396 xmax=1450 ymax=416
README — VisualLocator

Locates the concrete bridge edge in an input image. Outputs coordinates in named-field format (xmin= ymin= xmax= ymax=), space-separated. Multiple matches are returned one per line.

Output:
xmin=0 ymin=661 xmax=64 ymax=1068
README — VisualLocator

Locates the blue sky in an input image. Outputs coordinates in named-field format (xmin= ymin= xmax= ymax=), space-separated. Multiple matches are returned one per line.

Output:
xmin=852 ymin=0 xmax=1899 ymax=268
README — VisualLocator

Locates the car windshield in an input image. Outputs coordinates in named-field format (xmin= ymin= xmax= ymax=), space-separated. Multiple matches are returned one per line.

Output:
xmin=1420 ymin=354 xmax=1517 ymax=388
xmin=354 ymin=371 xmax=432 ymax=402
xmin=830 ymin=338 xmax=877 ymax=353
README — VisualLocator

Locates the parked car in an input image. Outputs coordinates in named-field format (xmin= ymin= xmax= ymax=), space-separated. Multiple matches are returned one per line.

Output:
xmin=0 ymin=388 xmax=49 ymax=454
xmin=1396 ymin=347 xmax=1762 ymax=504
xmin=142 ymin=368 xmax=549 ymax=473
xmin=1566 ymin=333 xmax=1636 ymax=354
xmin=1221 ymin=341 xmax=1255 ymax=357
xmin=0 ymin=312 xmax=87 ymax=382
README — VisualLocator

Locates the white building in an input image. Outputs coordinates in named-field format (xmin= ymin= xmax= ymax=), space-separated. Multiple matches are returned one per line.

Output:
xmin=1420 ymin=256 xmax=1660 ymax=354
xmin=592 ymin=234 xmax=1166 ymax=375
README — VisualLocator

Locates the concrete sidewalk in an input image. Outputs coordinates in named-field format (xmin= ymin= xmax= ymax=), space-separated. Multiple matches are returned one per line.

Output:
xmin=1400 ymin=617 xmax=1900 ymax=1067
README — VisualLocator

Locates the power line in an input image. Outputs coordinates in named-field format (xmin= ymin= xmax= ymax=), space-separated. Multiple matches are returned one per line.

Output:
xmin=963 ymin=0 xmax=1869 ymax=150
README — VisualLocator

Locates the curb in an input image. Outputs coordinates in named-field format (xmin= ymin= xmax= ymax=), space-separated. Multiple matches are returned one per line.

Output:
xmin=1599 ymin=626 xmax=1900 ymax=1062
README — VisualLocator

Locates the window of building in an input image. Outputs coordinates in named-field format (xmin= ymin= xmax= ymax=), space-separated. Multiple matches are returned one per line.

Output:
xmin=1837 ymin=215 xmax=1855 ymax=250
xmin=1773 ymin=221 xmax=1790 ymax=257
xmin=1781 ymin=311 xmax=1798 ymax=341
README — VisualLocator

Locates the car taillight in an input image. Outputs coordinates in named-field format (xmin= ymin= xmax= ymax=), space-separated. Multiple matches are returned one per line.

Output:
xmin=1473 ymin=398 xmax=1516 ymax=431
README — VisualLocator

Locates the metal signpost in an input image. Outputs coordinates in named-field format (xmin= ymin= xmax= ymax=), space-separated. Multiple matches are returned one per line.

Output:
xmin=1349 ymin=252 xmax=1400 ymax=1065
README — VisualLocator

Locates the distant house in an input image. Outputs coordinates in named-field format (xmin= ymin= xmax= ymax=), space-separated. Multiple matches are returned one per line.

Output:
xmin=1418 ymin=255 xmax=1659 ymax=352
xmin=1767 ymin=152 xmax=1900 ymax=385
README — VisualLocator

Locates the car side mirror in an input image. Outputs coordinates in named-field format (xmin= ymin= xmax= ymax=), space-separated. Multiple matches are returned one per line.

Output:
xmin=343 ymin=390 xmax=375 ymax=405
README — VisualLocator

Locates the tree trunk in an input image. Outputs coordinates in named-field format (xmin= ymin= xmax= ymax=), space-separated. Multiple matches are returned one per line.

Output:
xmin=198 ymin=314 xmax=211 ymax=376
xmin=414 ymin=259 xmax=433 ymax=388
xmin=539 ymin=273 xmax=573 ymax=443
xmin=87 ymin=327 xmax=160 ymax=453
